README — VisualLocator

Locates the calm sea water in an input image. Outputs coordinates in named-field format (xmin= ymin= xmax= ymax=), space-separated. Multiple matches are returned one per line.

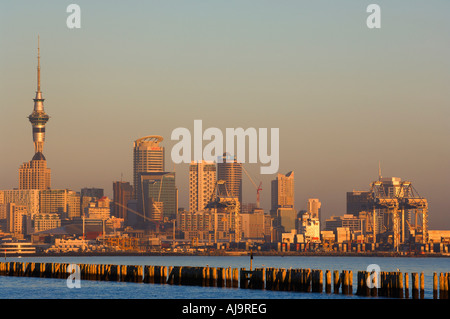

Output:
xmin=0 ymin=255 xmax=448 ymax=299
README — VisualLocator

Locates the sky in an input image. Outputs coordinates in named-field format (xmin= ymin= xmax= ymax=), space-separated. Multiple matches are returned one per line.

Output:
xmin=1 ymin=1 xmax=449 ymax=229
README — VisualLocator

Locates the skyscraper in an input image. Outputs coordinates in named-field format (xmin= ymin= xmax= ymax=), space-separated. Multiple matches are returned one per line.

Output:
xmin=138 ymin=172 xmax=178 ymax=225
xmin=19 ymin=37 xmax=51 ymax=190
xmin=307 ymin=198 xmax=321 ymax=219
xmin=133 ymin=135 xmax=164 ymax=199
xmin=271 ymin=171 xmax=296 ymax=239
xmin=346 ymin=191 xmax=371 ymax=216
xmin=271 ymin=171 xmax=295 ymax=211
xmin=113 ymin=181 xmax=133 ymax=222
xmin=217 ymin=153 xmax=242 ymax=208
xmin=189 ymin=161 xmax=216 ymax=213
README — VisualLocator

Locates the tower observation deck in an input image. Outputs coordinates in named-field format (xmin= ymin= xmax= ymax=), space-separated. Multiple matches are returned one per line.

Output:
xmin=28 ymin=36 xmax=50 ymax=155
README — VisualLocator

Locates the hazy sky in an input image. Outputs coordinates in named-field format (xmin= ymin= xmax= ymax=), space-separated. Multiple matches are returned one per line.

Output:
xmin=1 ymin=1 xmax=449 ymax=229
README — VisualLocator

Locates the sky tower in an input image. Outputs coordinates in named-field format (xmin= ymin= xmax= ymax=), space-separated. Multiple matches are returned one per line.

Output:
xmin=28 ymin=36 xmax=50 ymax=156
xmin=19 ymin=36 xmax=51 ymax=190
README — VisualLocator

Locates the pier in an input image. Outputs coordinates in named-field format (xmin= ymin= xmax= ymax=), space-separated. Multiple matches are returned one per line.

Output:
xmin=0 ymin=261 xmax=448 ymax=299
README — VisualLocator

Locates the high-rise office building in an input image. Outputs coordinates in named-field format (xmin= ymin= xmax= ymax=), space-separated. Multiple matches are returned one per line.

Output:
xmin=19 ymin=37 xmax=51 ymax=190
xmin=0 ymin=190 xmax=40 ymax=217
xmin=39 ymin=189 xmax=80 ymax=219
xmin=271 ymin=171 xmax=295 ymax=211
xmin=307 ymin=198 xmax=321 ymax=219
xmin=346 ymin=191 xmax=371 ymax=216
xmin=133 ymin=135 xmax=164 ymax=199
xmin=80 ymin=188 xmax=104 ymax=199
xmin=271 ymin=171 xmax=295 ymax=240
xmin=189 ymin=161 xmax=216 ymax=213
xmin=113 ymin=181 xmax=133 ymax=222
xmin=136 ymin=172 xmax=178 ymax=227
xmin=217 ymin=153 xmax=242 ymax=207
xmin=19 ymin=158 xmax=51 ymax=190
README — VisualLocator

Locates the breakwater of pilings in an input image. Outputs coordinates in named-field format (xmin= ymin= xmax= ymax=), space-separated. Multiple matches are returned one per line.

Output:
xmin=0 ymin=261 xmax=448 ymax=299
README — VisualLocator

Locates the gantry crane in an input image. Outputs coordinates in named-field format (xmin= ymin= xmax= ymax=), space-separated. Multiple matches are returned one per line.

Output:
xmin=369 ymin=179 xmax=428 ymax=251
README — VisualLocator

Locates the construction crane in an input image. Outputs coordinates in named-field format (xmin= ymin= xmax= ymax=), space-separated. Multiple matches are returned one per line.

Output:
xmin=240 ymin=163 xmax=262 ymax=208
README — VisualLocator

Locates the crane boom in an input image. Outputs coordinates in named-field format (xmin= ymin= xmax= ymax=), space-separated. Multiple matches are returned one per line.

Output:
xmin=239 ymin=163 xmax=263 ymax=208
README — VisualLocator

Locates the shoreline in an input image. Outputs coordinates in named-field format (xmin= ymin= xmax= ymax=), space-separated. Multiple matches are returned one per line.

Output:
xmin=4 ymin=250 xmax=449 ymax=258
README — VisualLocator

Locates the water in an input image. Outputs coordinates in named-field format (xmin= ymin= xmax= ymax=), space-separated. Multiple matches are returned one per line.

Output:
xmin=0 ymin=255 xmax=448 ymax=299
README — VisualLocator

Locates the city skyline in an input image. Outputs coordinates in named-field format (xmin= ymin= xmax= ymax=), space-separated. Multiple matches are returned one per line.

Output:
xmin=1 ymin=1 xmax=449 ymax=229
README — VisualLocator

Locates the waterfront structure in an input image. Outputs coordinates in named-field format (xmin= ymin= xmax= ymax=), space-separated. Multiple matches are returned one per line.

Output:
xmin=335 ymin=227 xmax=351 ymax=243
xmin=86 ymin=197 xmax=111 ymax=220
xmin=428 ymin=230 xmax=450 ymax=243
xmin=189 ymin=161 xmax=216 ymax=213
xmin=19 ymin=37 xmax=51 ymax=190
xmin=217 ymin=153 xmax=242 ymax=209
xmin=298 ymin=212 xmax=320 ymax=243
xmin=369 ymin=177 xmax=429 ymax=249
xmin=324 ymin=214 xmax=364 ymax=233
xmin=0 ymin=240 xmax=36 ymax=255
xmin=133 ymin=135 xmax=165 ymax=199
xmin=113 ymin=181 xmax=133 ymax=222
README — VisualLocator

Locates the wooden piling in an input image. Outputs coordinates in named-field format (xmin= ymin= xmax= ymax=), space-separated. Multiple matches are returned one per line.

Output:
xmin=305 ymin=269 xmax=311 ymax=292
xmin=325 ymin=270 xmax=331 ymax=294
xmin=420 ymin=272 xmax=424 ymax=299
xmin=0 ymin=262 xmax=446 ymax=299
xmin=240 ymin=268 xmax=248 ymax=289
xmin=445 ymin=273 xmax=449 ymax=299
xmin=265 ymin=268 xmax=274 ymax=290
xmin=226 ymin=267 xmax=232 ymax=288
xmin=333 ymin=270 xmax=340 ymax=294
xmin=341 ymin=270 xmax=349 ymax=295
xmin=412 ymin=272 xmax=419 ymax=299
xmin=434 ymin=272 xmax=438 ymax=299
xmin=398 ymin=272 xmax=403 ymax=298
xmin=232 ymin=268 xmax=239 ymax=288
xmin=404 ymin=273 xmax=409 ymax=298
xmin=348 ymin=270 xmax=353 ymax=295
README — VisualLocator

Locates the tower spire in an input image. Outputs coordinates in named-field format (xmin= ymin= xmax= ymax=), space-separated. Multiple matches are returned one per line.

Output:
xmin=37 ymin=35 xmax=41 ymax=92
xmin=378 ymin=161 xmax=382 ymax=181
